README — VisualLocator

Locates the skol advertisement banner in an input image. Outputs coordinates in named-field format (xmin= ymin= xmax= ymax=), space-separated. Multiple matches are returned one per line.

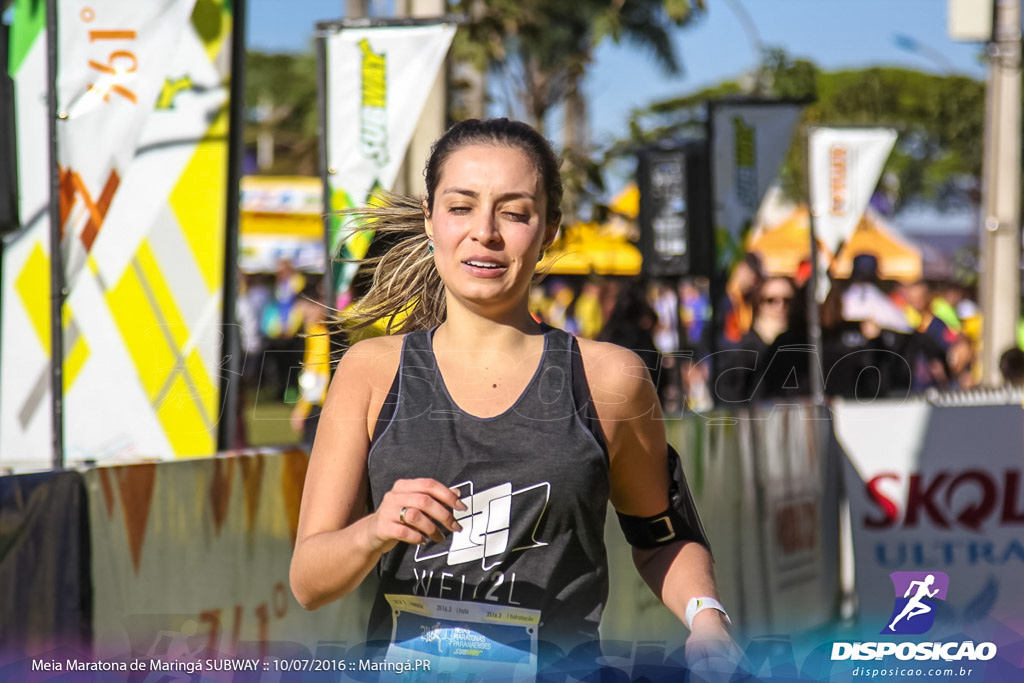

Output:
xmin=711 ymin=101 xmax=803 ymax=264
xmin=808 ymin=126 xmax=897 ymax=253
xmin=1 ymin=0 xmax=232 ymax=468
xmin=322 ymin=22 xmax=455 ymax=293
xmin=836 ymin=401 xmax=1024 ymax=659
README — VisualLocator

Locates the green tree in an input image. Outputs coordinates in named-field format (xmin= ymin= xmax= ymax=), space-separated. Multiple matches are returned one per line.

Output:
xmin=449 ymin=0 xmax=705 ymax=220
xmin=244 ymin=51 xmax=319 ymax=175
xmin=618 ymin=53 xmax=985 ymax=209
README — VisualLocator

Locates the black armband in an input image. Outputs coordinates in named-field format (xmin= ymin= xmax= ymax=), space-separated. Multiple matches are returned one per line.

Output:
xmin=617 ymin=445 xmax=712 ymax=552
xmin=617 ymin=507 xmax=690 ymax=548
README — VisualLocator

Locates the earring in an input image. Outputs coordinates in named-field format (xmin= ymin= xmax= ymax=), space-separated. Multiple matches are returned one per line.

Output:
xmin=427 ymin=239 xmax=434 ymax=254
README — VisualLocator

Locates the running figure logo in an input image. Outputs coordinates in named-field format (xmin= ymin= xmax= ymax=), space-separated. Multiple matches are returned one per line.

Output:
xmin=884 ymin=571 xmax=949 ymax=635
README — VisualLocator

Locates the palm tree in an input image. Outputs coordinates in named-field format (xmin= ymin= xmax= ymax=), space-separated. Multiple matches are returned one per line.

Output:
xmin=450 ymin=0 xmax=705 ymax=221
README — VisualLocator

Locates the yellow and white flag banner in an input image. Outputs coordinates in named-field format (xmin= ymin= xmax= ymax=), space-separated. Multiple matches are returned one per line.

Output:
xmin=323 ymin=22 xmax=455 ymax=289
xmin=57 ymin=0 xmax=196 ymax=287
xmin=2 ymin=0 xmax=233 ymax=469
xmin=808 ymin=126 xmax=896 ymax=253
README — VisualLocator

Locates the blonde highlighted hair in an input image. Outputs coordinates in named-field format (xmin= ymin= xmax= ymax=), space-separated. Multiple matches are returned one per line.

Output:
xmin=337 ymin=191 xmax=443 ymax=335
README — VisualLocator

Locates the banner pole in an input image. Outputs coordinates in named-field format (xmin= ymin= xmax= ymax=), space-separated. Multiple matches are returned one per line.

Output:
xmin=704 ymin=103 xmax=723 ymax=406
xmin=0 ymin=18 xmax=13 ymax=428
xmin=217 ymin=0 xmax=247 ymax=452
xmin=45 ymin=0 xmax=64 ymax=469
xmin=805 ymin=127 xmax=826 ymax=406
xmin=316 ymin=34 xmax=334 ymax=307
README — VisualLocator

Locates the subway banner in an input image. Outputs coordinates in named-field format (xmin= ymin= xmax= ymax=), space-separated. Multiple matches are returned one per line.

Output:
xmin=709 ymin=100 xmax=803 ymax=267
xmin=835 ymin=400 xmax=1024 ymax=633
xmin=321 ymin=22 xmax=455 ymax=295
xmin=1 ymin=0 xmax=233 ymax=468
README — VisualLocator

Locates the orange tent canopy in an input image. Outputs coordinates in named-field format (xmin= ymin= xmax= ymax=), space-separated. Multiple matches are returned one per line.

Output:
xmin=831 ymin=211 xmax=922 ymax=283
xmin=747 ymin=205 xmax=922 ymax=283
xmin=747 ymin=206 xmax=832 ymax=276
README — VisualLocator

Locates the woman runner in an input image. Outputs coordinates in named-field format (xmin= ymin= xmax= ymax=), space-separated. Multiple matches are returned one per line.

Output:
xmin=290 ymin=118 xmax=735 ymax=678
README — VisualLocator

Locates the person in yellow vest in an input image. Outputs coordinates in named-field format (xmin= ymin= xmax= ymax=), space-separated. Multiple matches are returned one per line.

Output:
xmin=290 ymin=281 xmax=332 ymax=446
xmin=573 ymin=278 xmax=604 ymax=339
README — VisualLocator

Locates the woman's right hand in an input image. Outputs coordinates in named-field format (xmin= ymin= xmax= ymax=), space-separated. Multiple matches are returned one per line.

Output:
xmin=368 ymin=478 xmax=468 ymax=553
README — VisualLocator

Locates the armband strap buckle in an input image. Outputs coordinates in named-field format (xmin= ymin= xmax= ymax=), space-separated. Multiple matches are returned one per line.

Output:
xmin=649 ymin=514 xmax=676 ymax=544
xmin=615 ymin=444 xmax=713 ymax=552
xmin=616 ymin=508 xmax=686 ymax=548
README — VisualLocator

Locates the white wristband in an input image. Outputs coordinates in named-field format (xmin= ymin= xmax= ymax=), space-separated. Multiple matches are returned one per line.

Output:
xmin=685 ymin=596 xmax=730 ymax=630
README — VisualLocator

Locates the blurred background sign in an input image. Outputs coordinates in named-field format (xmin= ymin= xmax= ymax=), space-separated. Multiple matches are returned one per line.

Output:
xmin=709 ymin=99 xmax=806 ymax=269
xmin=948 ymin=0 xmax=993 ymax=42
xmin=239 ymin=175 xmax=324 ymax=273
xmin=637 ymin=141 xmax=712 ymax=278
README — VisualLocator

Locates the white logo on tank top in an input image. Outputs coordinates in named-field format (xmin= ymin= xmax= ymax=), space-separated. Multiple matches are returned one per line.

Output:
xmin=414 ymin=480 xmax=550 ymax=570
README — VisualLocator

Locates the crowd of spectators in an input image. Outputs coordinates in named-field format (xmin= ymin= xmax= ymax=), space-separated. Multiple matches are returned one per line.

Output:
xmin=237 ymin=259 xmax=330 ymax=444
xmin=526 ymin=250 xmax=1021 ymax=413
xmin=237 ymin=254 xmax=1022 ymax=428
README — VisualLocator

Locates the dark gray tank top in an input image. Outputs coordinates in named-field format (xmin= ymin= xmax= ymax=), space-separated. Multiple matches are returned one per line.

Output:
xmin=366 ymin=325 xmax=610 ymax=652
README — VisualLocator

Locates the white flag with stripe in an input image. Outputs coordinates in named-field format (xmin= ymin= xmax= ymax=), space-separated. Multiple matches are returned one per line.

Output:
xmin=711 ymin=101 xmax=804 ymax=244
xmin=808 ymin=127 xmax=897 ymax=252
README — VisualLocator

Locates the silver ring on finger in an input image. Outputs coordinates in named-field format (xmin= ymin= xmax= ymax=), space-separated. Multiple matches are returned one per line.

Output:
xmin=399 ymin=506 xmax=408 ymax=525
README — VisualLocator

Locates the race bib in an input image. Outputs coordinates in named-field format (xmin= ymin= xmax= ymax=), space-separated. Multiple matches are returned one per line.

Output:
xmin=384 ymin=594 xmax=540 ymax=679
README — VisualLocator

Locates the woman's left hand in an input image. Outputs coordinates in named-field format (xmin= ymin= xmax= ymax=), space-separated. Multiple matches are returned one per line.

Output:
xmin=686 ymin=611 xmax=746 ymax=682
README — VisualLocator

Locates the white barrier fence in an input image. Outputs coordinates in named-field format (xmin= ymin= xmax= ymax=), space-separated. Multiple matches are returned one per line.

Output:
xmin=603 ymin=405 xmax=841 ymax=644
xmin=78 ymin=406 xmax=842 ymax=657
xmin=32 ymin=400 xmax=1018 ymax=661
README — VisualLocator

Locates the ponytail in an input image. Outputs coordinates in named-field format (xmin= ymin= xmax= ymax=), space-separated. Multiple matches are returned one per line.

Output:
xmin=335 ymin=191 xmax=445 ymax=335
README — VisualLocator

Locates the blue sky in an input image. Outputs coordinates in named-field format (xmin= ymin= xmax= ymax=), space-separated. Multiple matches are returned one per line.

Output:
xmin=248 ymin=0 xmax=989 ymax=142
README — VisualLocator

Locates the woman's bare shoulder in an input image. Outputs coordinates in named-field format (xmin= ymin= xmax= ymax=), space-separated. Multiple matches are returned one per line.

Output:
xmin=343 ymin=333 xmax=406 ymax=359
xmin=574 ymin=337 xmax=660 ymax=419
xmin=330 ymin=334 xmax=407 ymax=403
xmin=575 ymin=338 xmax=653 ymax=390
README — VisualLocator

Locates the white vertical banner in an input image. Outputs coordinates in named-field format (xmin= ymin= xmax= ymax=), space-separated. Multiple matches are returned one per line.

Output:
xmin=808 ymin=127 xmax=896 ymax=253
xmin=323 ymin=22 xmax=455 ymax=289
xmin=57 ymin=0 xmax=197 ymax=287
xmin=2 ymin=0 xmax=53 ymax=468
xmin=711 ymin=101 xmax=804 ymax=250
